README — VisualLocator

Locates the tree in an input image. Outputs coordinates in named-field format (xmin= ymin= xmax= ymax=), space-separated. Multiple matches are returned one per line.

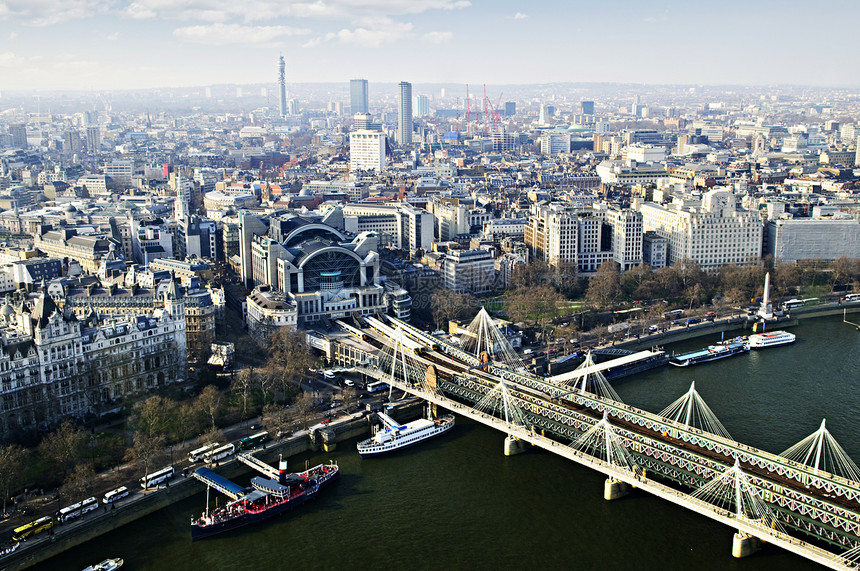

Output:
xmin=39 ymin=420 xmax=86 ymax=482
xmin=340 ymin=387 xmax=359 ymax=413
xmin=61 ymin=463 xmax=95 ymax=506
xmin=505 ymin=285 xmax=565 ymax=342
xmin=196 ymin=385 xmax=222 ymax=432
xmin=231 ymin=368 xmax=255 ymax=423
xmin=262 ymin=403 xmax=289 ymax=436
xmin=126 ymin=431 xmax=165 ymax=480
xmin=292 ymin=392 xmax=315 ymax=430
xmin=431 ymin=290 xmax=476 ymax=330
xmin=265 ymin=328 xmax=315 ymax=402
xmin=509 ymin=259 xmax=552 ymax=289
xmin=0 ymin=444 xmax=26 ymax=515
xmin=585 ymin=261 xmax=622 ymax=309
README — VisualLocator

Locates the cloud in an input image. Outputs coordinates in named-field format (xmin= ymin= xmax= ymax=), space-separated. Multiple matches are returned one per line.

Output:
xmin=1 ymin=0 xmax=111 ymax=26
xmin=173 ymin=23 xmax=311 ymax=45
xmin=422 ymin=31 xmax=452 ymax=44
xmin=106 ymin=32 xmax=119 ymax=41
xmin=8 ymin=32 xmax=17 ymax=40
xmin=331 ymin=21 xmax=413 ymax=47
xmin=513 ymin=12 xmax=528 ymax=20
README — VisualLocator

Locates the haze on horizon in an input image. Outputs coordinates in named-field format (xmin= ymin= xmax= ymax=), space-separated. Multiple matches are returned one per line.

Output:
xmin=0 ymin=0 xmax=857 ymax=92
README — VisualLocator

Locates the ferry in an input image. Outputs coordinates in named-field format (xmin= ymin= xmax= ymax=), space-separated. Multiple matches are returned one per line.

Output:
xmin=748 ymin=330 xmax=796 ymax=349
xmin=357 ymin=410 xmax=455 ymax=458
xmin=669 ymin=341 xmax=749 ymax=367
xmin=190 ymin=460 xmax=339 ymax=541
xmin=82 ymin=558 xmax=123 ymax=571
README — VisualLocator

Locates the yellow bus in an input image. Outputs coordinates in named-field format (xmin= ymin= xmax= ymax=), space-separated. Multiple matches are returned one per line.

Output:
xmin=12 ymin=516 xmax=53 ymax=542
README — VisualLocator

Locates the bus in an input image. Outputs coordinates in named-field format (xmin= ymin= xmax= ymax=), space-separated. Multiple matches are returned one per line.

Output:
xmin=367 ymin=381 xmax=389 ymax=393
xmin=237 ymin=431 xmax=270 ymax=451
xmin=58 ymin=497 xmax=99 ymax=522
xmin=188 ymin=442 xmax=219 ymax=463
xmin=12 ymin=516 xmax=53 ymax=542
xmin=844 ymin=293 xmax=860 ymax=302
xmin=203 ymin=443 xmax=235 ymax=463
xmin=102 ymin=486 xmax=129 ymax=505
xmin=139 ymin=465 xmax=175 ymax=489
xmin=783 ymin=298 xmax=818 ymax=311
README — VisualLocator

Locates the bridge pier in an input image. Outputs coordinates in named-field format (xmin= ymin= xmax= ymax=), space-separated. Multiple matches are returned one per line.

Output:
xmin=603 ymin=478 xmax=630 ymax=500
xmin=732 ymin=531 xmax=761 ymax=558
xmin=503 ymin=435 xmax=529 ymax=456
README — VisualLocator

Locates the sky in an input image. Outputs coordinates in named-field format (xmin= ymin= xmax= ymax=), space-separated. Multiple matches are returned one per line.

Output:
xmin=1 ymin=0 xmax=858 ymax=92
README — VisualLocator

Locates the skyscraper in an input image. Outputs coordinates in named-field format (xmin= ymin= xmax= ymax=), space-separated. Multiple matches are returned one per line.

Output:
xmin=397 ymin=81 xmax=413 ymax=146
xmin=415 ymin=94 xmax=429 ymax=118
xmin=278 ymin=55 xmax=287 ymax=118
xmin=581 ymin=100 xmax=595 ymax=115
xmin=350 ymin=79 xmax=368 ymax=114
xmin=9 ymin=124 xmax=27 ymax=149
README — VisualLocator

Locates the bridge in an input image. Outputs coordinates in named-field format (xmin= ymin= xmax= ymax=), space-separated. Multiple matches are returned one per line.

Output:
xmin=343 ymin=311 xmax=860 ymax=569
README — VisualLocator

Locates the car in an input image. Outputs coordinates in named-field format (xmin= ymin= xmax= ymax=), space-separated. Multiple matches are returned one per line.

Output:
xmin=648 ymin=325 xmax=658 ymax=332
xmin=250 ymin=423 xmax=262 ymax=430
xmin=687 ymin=318 xmax=701 ymax=325
xmin=344 ymin=379 xmax=355 ymax=387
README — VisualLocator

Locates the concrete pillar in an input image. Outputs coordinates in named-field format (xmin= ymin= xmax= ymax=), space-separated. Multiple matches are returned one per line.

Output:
xmin=504 ymin=435 xmax=528 ymax=456
xmin=603 ymin=477 xmax=630 ymax=500
xmin=320 ymin=428 xmax=337 ymax=453
xmin=732 ymin=532 xmax=761 ymax=558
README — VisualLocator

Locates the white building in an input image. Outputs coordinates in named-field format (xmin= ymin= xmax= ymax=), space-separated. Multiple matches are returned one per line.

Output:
xmin=626 ymin=144 xmax=666 ymax=163
xmin=540 ymin=131 xmax=571 ymax=155
xmin=246 ymin=285 xmax=298 ymax=339
xmin=636 ymin=189 xmax=762 ymax=270
xmin=765 ymin=217 xmax=860 ymax=262
xmin=342 ymin=203 xmax=433 ymax=252
xmin=349 ymin=130 xmax=386 ymax=174
xmin=441 ymin=249 xmax=496 ymax=294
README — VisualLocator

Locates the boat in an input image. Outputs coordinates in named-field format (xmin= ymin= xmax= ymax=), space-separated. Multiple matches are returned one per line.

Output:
xmin=357 ymin=409 xmax=455 ymax=458
xmin=669 ymin=341 xmax=749 ymax=367
xmin=190 ymin=460 xmax=339 ymax=541
xmin=82 ymin=559 xmax=123 ymax=571
xmin=748 ymin=330 xmax=796 ymax=349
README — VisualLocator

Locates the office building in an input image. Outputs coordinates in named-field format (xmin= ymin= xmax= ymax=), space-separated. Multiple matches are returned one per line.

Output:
xmin=350 ymin=79 xmax=369 ymax=114
xmin=415 ymin=94 xmax=430 ymax=118
xmin=765 ymin=218 xmax=860 ymax=262
xmin=581 ymin=101 xmax=595 ymax=115
xmin=9 ymin=124 xmax=27 ymax=149
xmin=504 ymin=102 xmax=516 ymax=116
xmin=86 ymin=125 xmax=100 ymax=152
xmin=397 ymin=81 xmax=413 ymax=146
xmin=349 ymin=130 xmax=386 ymax=174
xmin=441 ymin=249 xmax=496 ymax=294
xmin=636 ymin=189 xmax=762 ymax=270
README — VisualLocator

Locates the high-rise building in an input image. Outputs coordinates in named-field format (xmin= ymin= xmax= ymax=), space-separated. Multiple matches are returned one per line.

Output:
xmin=349 ymin=130 xmax=386 ymax=174
xmin=9 ymin=124 xmax=27 ymax=149
xmin=86 ymin=125 xmax=100 ymax=152
xmin=504 ymin=101 xmax=516 ymax=116
xmin=581 ymin=100 xmax=595 ymax=115
xmin=63 ymin=130 xmax=82 ymax=155
xmin=397 ymin=81 xmax=413 ymax=146
xmin=415 ymin=94 xmax=430 ymax=118
xmin=350 ymin=79 xmax=369 ymax=114
xmin=278 ymin=55 xmax=287 ymax=118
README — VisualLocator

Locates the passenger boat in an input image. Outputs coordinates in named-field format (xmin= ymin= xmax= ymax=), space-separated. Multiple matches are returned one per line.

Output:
xmin=669 ymin=341 xmax=749 ymax=367
xmin=357 ymin=410 xmax=455 ymax=458
xmin=190 ymin=461 xmax=339 ymax=541
xmin=748 ymin=330 xmax=796 ymax=348
xmin=82 ymin=558 xmax=123 ymax=571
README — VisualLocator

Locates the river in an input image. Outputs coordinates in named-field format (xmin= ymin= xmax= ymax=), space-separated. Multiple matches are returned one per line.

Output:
xmin=36 ymin=315 xmax=860 ymax=571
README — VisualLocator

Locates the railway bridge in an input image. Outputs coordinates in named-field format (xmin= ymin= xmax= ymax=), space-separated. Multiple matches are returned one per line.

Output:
xmin=341 ymin=313 xmax=860 ymax=569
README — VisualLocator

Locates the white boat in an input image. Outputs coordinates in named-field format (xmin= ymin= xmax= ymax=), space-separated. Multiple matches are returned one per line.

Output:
xmin=748 ymin=330 xmax=796 ymax=348
xmin=82 ymin=558 xmax=123 ymax=571
xmin=357 ymin=410 xmax=454 ymax=457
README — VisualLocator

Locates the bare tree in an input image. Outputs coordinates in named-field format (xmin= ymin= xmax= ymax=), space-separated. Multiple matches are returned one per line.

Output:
xmin=39 ymin=420 xmax=86 ymax=482
xmin=61 ymin=463 xmax=95 ymax=507
xmin=292 ymin=392 xmax=315 ymax=430
xmin=585 ymin=261 xmax=622 ymax=309
xmin=0 ymin=444 xmax=27 ymax=515
xmin=231 ymin=368 xmax=255 ymax=423
xmin=265 ymin=328 xmax=315 ymax=402
xmin=126 ymin=431 xmax=165 ymax=480
xmin=431 ymin=290 xmax=476 ymax=331
xmin=340 ymin=387 xmax=359 ymax=413
xmin=196 ymin=385 xmax=222 ymax=432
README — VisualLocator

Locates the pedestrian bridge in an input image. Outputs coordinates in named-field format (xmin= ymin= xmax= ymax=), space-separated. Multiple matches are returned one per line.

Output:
xmin=343 ymin=314 xmax=860 ymax=570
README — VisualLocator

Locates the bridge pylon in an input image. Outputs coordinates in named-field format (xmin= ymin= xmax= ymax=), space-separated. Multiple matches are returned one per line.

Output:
xmin=780 ymin=419 xmax=860 ymax=481
xmin=658 ymin=381 xmax=733 ymax=440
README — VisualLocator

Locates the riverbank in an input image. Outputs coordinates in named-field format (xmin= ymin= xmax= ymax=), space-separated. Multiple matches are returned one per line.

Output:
xmin=609 ymin=302 xmax=860 ymax=352
xmin=3 ymin=399 xmax=424 ymax=570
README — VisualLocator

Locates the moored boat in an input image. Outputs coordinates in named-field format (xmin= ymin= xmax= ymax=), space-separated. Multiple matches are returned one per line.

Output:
xmin=357 ymin=410 xmax=454 ymax=458
xmin=748 ymin=330 xmax=796 ymax=348
xmin=669 ymin=341 xmax=749 ymax=367
xmin=190 ymin=460 xmax=338 ymax=541
xmin=82 ymin=558 xmax=123 ymax=571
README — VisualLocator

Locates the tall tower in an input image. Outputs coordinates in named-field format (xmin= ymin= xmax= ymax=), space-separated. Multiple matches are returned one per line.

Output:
xmin=350 ymin=79 xmax=368 ymax=114
xmin=278 ymin=55 xmax=287 ymax=118
xmin=397 ymin=81 xmax=413 ymax=146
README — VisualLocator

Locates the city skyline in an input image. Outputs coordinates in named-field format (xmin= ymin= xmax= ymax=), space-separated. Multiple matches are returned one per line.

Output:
xmin=1 ymin=0 xmax=858 ymax=92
